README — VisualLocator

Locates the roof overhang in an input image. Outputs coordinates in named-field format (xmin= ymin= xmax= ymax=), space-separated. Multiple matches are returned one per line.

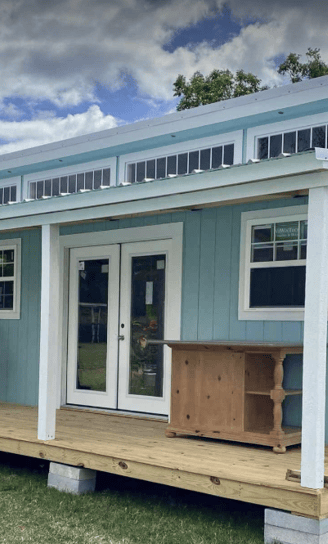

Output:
xmin=0 ymin=151 xmax=326 ymax=232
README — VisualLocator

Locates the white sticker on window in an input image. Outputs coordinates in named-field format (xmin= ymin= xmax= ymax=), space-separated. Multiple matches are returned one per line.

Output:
xmin=101 ymin=264 xmax=109 ymax=273
xmin=157 ymin=260 xmax=165 ymax=270
xmin=146 ymin=281 xmax=153 ymax=305
xmin=79 ymin=261 xmax=85 ymax=271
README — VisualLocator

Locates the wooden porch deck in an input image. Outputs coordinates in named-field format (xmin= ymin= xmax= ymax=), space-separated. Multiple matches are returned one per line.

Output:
xmin=1 ymin=403 xmax=328 ymax=519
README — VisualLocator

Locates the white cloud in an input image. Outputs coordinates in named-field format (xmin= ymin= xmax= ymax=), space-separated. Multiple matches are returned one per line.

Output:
xmin=0 ymin=0 xmax=326 ymax=110
xmin=0 ymin=105 xmax=120 ymax=154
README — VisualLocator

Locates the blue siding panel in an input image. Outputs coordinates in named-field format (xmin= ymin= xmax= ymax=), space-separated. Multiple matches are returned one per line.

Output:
xmin=198 ymin=209 xmax=217 ymax=340
xmin=213 ymin=206 xmax=233 ymax=340
xmin=181 ymin=211 xmax=201 ymax=340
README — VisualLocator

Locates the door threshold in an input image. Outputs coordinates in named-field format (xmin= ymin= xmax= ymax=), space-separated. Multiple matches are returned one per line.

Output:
xmin=61 ymin=404 xmax=168 ymax=422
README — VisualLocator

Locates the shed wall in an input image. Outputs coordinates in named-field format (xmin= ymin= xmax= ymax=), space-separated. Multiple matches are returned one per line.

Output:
xmin=0 ymin=196 xmax=316 ymax=438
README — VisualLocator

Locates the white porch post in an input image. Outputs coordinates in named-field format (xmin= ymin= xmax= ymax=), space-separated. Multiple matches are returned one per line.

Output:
xmin=38 ymin=224 xmax=60 ymax=441
xmin=301 ymin=186 xmax=328 ymax=488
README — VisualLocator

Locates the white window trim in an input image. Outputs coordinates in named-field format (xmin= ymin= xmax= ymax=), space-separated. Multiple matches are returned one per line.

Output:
xmin=119 ymin=131 xmax=243 ymax=182
xmin=239 ymin=205 xmax=308 ymax=321
xmin=246 ymin=112 xmax=328 ymax=162
xmin=23 ymin=157 xmax=117 ymax=200
xmin=0 ymin=176 xmax=21 ymax=203
xmin=0 ymin=238 xmax=21 ymax=320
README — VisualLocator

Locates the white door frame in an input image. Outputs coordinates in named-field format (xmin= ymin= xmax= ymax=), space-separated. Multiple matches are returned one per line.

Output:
xmin=59 ymin=223 xmax=183 ymax=413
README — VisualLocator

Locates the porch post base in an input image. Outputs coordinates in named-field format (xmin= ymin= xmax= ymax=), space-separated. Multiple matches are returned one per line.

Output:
xmin=264 ymin=509 xmax=328 ymax=544
xmin=47 ymin=462 xmax=96 ymax=494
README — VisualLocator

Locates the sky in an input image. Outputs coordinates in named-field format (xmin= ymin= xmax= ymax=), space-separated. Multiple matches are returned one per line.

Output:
xmin=0 ymin=0 xmax=327 ymax=155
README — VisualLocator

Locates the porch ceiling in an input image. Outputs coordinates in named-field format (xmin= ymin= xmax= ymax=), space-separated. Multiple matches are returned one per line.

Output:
xmin=0 ymin=402 xmax=327 ymax=519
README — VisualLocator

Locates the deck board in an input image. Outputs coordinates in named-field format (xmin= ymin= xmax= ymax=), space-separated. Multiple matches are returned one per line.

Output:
xmin=0 ymin=403 xmax=328 ymax=519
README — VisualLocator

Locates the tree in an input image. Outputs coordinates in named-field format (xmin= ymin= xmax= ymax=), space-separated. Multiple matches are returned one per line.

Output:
xmin=173 ymin=69 xmax=268 ymax=111
xmin=277 ymin=48 xmax=328 ymax=83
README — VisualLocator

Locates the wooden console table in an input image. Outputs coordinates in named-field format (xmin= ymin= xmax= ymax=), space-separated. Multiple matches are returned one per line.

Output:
xmin=156 ymin=341 xmax=303 ymax=453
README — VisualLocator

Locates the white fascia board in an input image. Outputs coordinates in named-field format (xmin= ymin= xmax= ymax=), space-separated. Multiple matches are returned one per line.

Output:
xmin=0 ymin=170 xmax=326 ymax=232
xmin=0 ymin=78 xmax=327 ymax=171
xmin=0 ymin=152 xmax=324 ymax=227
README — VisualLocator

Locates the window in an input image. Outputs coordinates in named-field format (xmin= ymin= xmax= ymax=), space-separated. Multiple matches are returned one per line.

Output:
xmin=126 ymin=143 xmax=235 ymax=183
xmin=239 ymin=206 xmax=308 ymax=321
xmin=0 ymin=239 xmax=21 ymax=319
xmin=257 ymin=124 xmax=327 ymax=160
xmin=29 ymin=167 xmax=111 ymax=200
xmin=0 ymin=185 xmax=17 ymax=205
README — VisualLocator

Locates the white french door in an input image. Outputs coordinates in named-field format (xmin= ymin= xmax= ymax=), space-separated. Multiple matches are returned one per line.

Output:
xmin=66 ymin=238 xmax=176 ymax=415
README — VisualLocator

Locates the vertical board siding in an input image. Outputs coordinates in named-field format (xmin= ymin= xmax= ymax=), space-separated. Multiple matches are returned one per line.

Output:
xmin=181 ymin=211 xmax=201 ymax=340
xmin=198 ymin=209 xmax=217 ymax=340
xmin=213 ymin=206 xmax=233 ymax=340
xmin=0 ymin=228 xmax=41 ymax=406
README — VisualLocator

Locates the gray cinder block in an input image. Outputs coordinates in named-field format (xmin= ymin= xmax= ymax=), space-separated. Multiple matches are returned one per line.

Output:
xmin=47 ymin=462 xmax=96 ymax=494
xmin=264 ymin=509 xmax=328 ymax=544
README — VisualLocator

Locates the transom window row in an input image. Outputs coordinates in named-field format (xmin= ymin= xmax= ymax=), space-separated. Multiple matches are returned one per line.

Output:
xmin=126 ymin=143 xmax=234 ymax=183
xmin=29 ymin=168 xmax=111 ymax=200
xmin=257 ymin=124 xmax=328 ymax=160
xmin=0 ymin=185 xmax=17 ymax=205
xmin=251 ymin=220 xmax=307 ymax=263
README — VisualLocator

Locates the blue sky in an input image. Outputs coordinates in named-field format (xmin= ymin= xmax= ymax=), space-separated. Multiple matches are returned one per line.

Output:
xmin=0 ymin=0 xmax=327 ymax=155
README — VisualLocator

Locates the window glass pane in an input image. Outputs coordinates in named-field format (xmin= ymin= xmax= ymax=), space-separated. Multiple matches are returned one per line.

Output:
xmin=252 ymin=244 xmax=274 ymax=262
xmin=312 ymin=126 xmax=326 ymax=148
xmin=69 ymin=174 xmax=77 ymax=193
xmin=275 ymin=221 xmax=298 ymax=241
xmin=188 ymin=150 xmax=199 ymax=173
xmin=136 ymin=162 xmax=146 ymax=182
xmin=300 ymin=220 xmax=307 ymax=239
xmin=0 ymin=281 xmax=14 ymax=310
xmin=283 ymin=132 xmax=296 ymax=154
xmin=4 ymin=249 xmax=14 ymax=263
xmin=298 ymin=129 xmax=311 ymax=152
xmin=94 ymin=170 xmax=102 ymax=189
xmin=200 ymin=148 xmax=211 ymax=170
xmin=250 ymin=266 xmax=305 ymax=307
xmin=0 ymin=188 xmax=3 ymax=204
xmin=156 ymin=158 xmax=166 ymax=179
xmin=29 ymin=183 xmax=36 ymax=200
xmin=276 ymin=242 xmax=298 ymax=261
xmin=258 ymin=137 xmax=268 ymax=160
xmin=44 ymin=179 xmax=52 ymax=197
xmin=212 ymin=146 xmax=222 ymax=168
xmin=52 ymin=178 xmax=60 ymax=196
xmin=300 ymin=242 xmax=307 ymax=259
xmin=85 ymin=172 xmax=93 ymax=190
xmin=10 ymin=186 xmax=17 ymax=202
xmin=60 ymin=176 xmax=68 ymax=193
xmin=127 ymin=164 xmax=135 ymax=183
xmin=223 ymin=144 xmax=234 ymax=165
xmin=36 ymin=181 xmax=44 ymax=199
xmin=269 ymin=134 xmax=282 ymax=158
xmin=3 ymin=263 xmax=14 ymax=276
xmin=167 ymin=155 xmax=177 ymax=175
xmin=102 ymin=168 xmax=110 ymax=186
xmin=0 ymin=251 xmax=2 ymax=276
xmin=77 ymin=173 xmax=85 ymax=191
xmin=177 ymin=153 xmax=188 ymax=175
xmin=252 ymin=224 xmax=273 ymax=243
xmin=146 ymin=160 xmax=155 ymax=179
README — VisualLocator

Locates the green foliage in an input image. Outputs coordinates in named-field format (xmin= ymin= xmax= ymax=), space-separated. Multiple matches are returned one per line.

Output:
xmin=278 ymin=48 xmax=328 ymax=83
xmin=173 ymin=69 xmax=268 ymax=111
xmin=0 ymin=454 xmax=265 ymax=544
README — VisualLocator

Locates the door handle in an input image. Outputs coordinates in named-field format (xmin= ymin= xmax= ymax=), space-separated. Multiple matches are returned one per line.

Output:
xmin=118 ymin=335 xmax=125 ymax=341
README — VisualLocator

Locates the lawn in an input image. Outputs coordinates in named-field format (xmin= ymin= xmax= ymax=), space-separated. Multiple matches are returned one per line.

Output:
xmin=0 ymin=452 xmax=265 ymax=544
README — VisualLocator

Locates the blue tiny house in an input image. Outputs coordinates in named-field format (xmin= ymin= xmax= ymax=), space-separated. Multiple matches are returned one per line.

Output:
xmin=1 ymin=75 xmax=328 ymax=541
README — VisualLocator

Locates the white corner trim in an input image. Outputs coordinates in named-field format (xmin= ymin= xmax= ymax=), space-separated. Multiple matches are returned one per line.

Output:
xmin=238 ymin=205 xmax=308 ymax=321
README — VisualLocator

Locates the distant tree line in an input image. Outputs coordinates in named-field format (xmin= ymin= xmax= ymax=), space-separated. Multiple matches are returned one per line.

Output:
xmin=173 ymin=48 xmax=328 ymax=111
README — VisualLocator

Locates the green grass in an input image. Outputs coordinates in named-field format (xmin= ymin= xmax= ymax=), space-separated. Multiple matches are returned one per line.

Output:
xmin=0 ymin=452 xmax=265 ymax=544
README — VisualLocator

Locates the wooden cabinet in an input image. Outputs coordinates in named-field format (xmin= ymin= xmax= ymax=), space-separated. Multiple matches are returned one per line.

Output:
xmin=165 ymin=342 xmax=302 ymax=453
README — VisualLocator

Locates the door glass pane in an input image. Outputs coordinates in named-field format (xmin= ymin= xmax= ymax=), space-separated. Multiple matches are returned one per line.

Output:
xmin=129 ymin=254 xmax=166 ymax=398
xmin=77 ymin=258 xmax=108 ymax=392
